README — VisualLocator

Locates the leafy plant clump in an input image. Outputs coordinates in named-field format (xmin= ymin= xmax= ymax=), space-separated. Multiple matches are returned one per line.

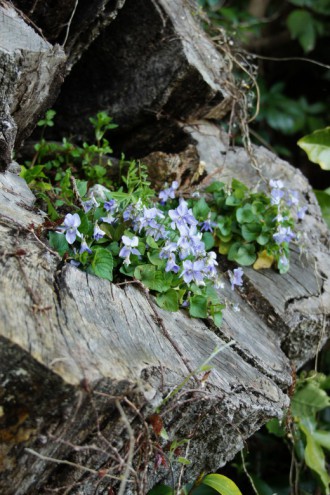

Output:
xmin=22 ymin=111 xmax=307 ymax=327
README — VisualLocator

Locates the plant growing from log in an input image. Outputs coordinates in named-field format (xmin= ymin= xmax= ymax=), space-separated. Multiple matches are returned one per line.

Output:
xmin=22 ymin=112 xmax=307 ymax=326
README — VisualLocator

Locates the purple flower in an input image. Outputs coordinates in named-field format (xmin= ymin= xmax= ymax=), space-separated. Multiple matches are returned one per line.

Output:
xmin=123 ymin=205 xmax=134 ymax=221
xmin=270 ymin=188 xmax=284 ymax=205
xmin=145 ymin=221 xmax=167 ymax=241
xmin=273 ymin=226 xmax=295 ymax=244
xmin=297 ymin=205 xmax=308 ymax=220
xmin=82 ymin=194 xmax=99 ymax=213
xmin=100 ymin=214 xmax=117 ymax=225
xmin=279 ymin=255 xmax=289 ymax=267
xmin=160 ymin=242 xmax=178 ymax=259
xmin=70 ymin=259 xmax=81 ymax=267
xmin=93 ymin=224 xmax=105 ymax=240
xmin=229 ymin=267 xmax=244 ymax=290
xmin=286 ymin=189 xmax=299 ymax=207
xmin=169 ymin=199 xmax=198 ymax=230
xmin=269 ymin=179 xmax=284 ymax=189
xmin=79 ymin=240 xmax=92 ymax=254
xmin=203 ymin=251 xmax=218 ymax=277
xmin=177 ymin=224 xmax=205 ymax=259
xmin=62 ymin=213 xmax=82 ymax=244
xmin=119 ymin=235 xmax=140 ymax=265
xmin=136 ymin=206 xmax=165 ymax=231
xmin=180 ymin=259 xmax=205 ymax=285
xmin=201 ymin=214 xmax=217 ymax=232
xmin=104 ymin=199 xmax=117 ymax=214
xmin=159 ymin=180 xmax=179 ymax=203
xmin=165 ymin=253 xmax=180 ymax=273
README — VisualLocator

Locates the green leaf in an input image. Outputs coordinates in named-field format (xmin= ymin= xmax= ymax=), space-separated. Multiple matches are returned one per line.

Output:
xmin=48 ymin=232 xmax=69 ymax=257
xmin=313 ymin=430 xmax=330 ymax=451
xmin=92 ymin=248 xmax=114 ymax=281
xmin=299 ymin=421 xmax=330 ymax=493
xmin=298 ymin=128 xmax=330 ymax=170
xmin=134 ymin=265 xmax=173 ymax=292
xmin=202 ymin=232 xmax=215 ymax=250
xmin=177 ymin=457 xmax=191 ymax=465
xmin=205 ymin=181 xmax=225 ymax=193
xmin=236 ymin=204 xmax=255 ymax=224
xmin=193 ymin=198 xmax=210 ymax=221
xmin=156 ymin=290 xmax=179 ymax=312
xmin=202 ymin=474 xmax=243 ymax=495
xmin=189 ymin=295 xmax=208 ymax=319
xmin=146 ymin=235 xmax=159 ymax=249
xmin=266 ymin=418 xmax=285 ymax=437
xmin=148 ymin=250 xmax=165 ymax=267
xmin=147 ymin=485 xmax=173 ymax=495
xmin=291 ymin=381 xmax=330 ymax=419
xmin=76 ymin=179 xmax=88 ymax=198
xmin=228 ymin=242 xmax=256 ymax=266
xmin=241 ymin=223 xmax=262 ymax=242
xmin=287 ymin=10 xmax=317 ymax=52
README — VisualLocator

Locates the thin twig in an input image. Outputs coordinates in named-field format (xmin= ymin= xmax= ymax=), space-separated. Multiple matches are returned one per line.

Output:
xmin=25 ymin=448 xmax=128 ymax=482
xmin=240 ymin=449 xmax=259 ymax=495
xmin=63 ymin=0 xmax=79 ymax=47
xmin=115 ymin=399 xmax=135 ymax=495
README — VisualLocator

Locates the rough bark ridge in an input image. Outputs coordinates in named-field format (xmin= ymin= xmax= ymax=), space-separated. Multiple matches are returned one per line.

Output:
xmin=0 ymin=0 xmax=329 ymax=493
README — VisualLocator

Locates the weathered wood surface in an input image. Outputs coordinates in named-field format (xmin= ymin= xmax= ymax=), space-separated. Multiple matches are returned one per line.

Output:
xmin=45 ymin=0 xmax=232 ymax=155
xmin=0 ymin=2 xmax=66 ymax=158
xmin=0 ymin=0 xmax=329 ymax=493
xmin=185 ymin=121 xmax=330 ymax=366
xmin=0 ymin=167 xmax=293 ymax=494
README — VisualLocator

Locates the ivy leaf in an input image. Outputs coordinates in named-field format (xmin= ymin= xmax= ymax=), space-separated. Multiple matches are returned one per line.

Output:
xmin=314 ymin=189 xmax=330 ymax=229
xmin=48 ymin=232 xmax=69 ymax=257
xmin=299 ymin=420 xmax=330 ymax=493
xmin=291 ymin=381 xmax=330 ymax=419
xmin=156 ymin=290 xmax=179 ymax=312
xmin=92 ymin=248 xmax=114 ymax=281
xmin=287 ymin=9 xmax=317 ymax=52
xmin=189 ymin=295 xmax=208 ymax=319
xmin=202 ymin=474 xmax=243 ymax=495
xmin=298 ymin=128 xmax=330 ymax=170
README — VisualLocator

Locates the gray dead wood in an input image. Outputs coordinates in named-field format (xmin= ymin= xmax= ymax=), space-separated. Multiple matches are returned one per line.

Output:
xmin=184 ymin=121 xmax=330 ymax=366
xmin=46 ymin=0 xmax=232 ymax=155
xmin=0 ymin=169 xmax=292 ymax=494
xmin=0 ymin=2 xmax=66 ymax=164
xmin=0 ymin=0 xmax=328 ymax=492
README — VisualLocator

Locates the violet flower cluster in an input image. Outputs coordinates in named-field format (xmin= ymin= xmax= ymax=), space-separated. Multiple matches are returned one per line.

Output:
xmin=269 ymin=179 xmax=307 ymax=270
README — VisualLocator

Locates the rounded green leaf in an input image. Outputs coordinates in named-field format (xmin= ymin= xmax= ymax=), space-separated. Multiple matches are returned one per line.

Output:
xmin=287 ymin=9 xmax=316 ymax=52
xmin=202 ymin=474 xmax=243 ymax=495
xmin=156 ymin=290 xmax=179 ymax=312
xmin=48 ymin=232 xmax=69 ymax=257
xmin=236 ymin=204 xmax=255 ymax=224
xmin=189 ymin=295 xmax=208 ymax=319
xmin=92 ymin=248 xmax=114 ymax=281
xmin=298 ymin=127 xmax=330 ymax=170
